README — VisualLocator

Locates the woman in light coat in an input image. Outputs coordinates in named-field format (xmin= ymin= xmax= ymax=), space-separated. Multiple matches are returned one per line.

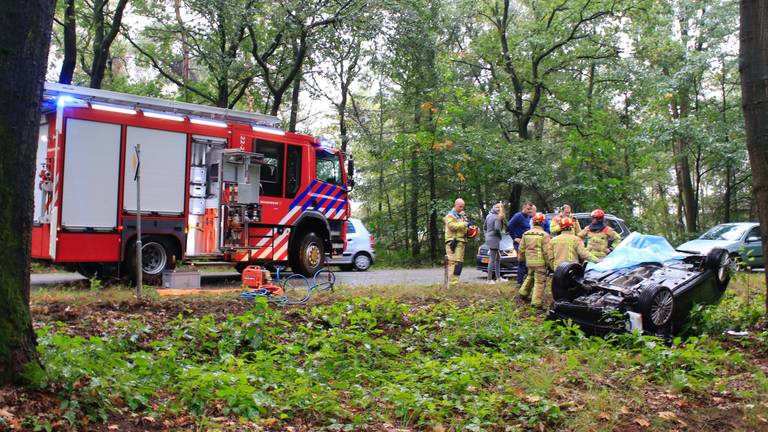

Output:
xmin=484 ymin=203 xmax=506 ymax=283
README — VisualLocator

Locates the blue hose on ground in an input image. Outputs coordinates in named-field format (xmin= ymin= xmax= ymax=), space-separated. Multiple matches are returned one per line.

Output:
xmin=239 ymin=268 xmax=336 ymax=305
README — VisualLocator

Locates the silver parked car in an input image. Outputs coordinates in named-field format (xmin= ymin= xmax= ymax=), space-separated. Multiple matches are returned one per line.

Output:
xmin=326 ymin=218 xmax=376 ymax=271
xmin=677 ymin=222 xmax=764 ymax=270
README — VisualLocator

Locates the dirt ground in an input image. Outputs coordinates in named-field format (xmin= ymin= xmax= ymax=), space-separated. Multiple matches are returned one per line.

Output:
xmin=1 ymin=286 xmax=768 ymax=431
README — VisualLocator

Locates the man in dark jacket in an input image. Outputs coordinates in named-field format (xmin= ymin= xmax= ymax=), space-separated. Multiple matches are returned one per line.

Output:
xmin=508 ymin=202 xmax=535 ymax=285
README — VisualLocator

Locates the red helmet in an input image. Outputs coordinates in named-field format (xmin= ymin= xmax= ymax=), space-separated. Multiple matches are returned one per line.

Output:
xmin=467 ymin=225 xmax=479 ymax=239
xmin=532 ymin=212 xmax=546 ymax=225
xmin=559 ymin=216 xmax=574 ymax=229
xmin=591 ymin=209 xmax=605 ymax=219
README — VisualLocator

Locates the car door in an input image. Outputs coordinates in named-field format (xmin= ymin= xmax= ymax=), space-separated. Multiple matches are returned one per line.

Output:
xmin=741 ymin=226 xmax=764 ymax=268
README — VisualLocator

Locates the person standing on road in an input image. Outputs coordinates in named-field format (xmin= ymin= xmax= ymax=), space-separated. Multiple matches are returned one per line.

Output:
xmin=444 ymin=198 xmax=469 ymax=285
xmin=517 ymin=212 xmax=553 ymax=308
xmin=551 ymin=217 xmax=598 ymax=268
xmin=484 ymin=202 xmax=506 ymax=284
xmin=550 ymin=204 xmax=581 ymax=236
xmin=508 ymin=202 xmax=535 ymax=286
xmin=579 ymin=209 xmax=621 ymax=259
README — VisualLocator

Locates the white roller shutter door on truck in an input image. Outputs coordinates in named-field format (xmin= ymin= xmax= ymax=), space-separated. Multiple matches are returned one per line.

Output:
xmin=61 ymin=119 xmax=121 ymax=230
xmin=123 ymin=126 xmax=187 ymax=215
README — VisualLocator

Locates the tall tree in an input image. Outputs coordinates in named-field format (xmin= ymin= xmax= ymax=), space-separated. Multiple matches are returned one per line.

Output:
xmin=85 ymin=0 xmax=129 ymax=88
xmin=472 ymin=0 xmax=620 ymax=210
xmin=248 ymin=0 xmax=356 ymax=121
xmin=739 ymin=0 xmax=768 ymax=311
xmin=0 ymin=0 xmax=54 ymax=384
xmin=57 ymin=0 xmax=77 ymax=84
xmin=128 ymin=0 xmax=256 ymax=108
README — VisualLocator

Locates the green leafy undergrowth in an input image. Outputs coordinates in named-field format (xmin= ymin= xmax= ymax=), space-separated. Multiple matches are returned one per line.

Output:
xmin=32 ymin=295 xmax=762 ymax=430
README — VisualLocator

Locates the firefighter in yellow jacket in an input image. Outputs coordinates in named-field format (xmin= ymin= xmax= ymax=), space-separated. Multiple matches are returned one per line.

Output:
xmin=578 ymin=209 xmax=621 ymax=259
xmin=518 ymin=212 xmax=553 ymax=307
xmin=444 ymin=198 xmax=469 ymax=284
xmin=551 ymin=217 xmax=599 ymax=268
xmin=550 ymin=204 xmax=581 ymax=236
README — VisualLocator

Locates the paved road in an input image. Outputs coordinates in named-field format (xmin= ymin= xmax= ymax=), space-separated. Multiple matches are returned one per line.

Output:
xmin=31 ymin=267 xmax=489 ymax=288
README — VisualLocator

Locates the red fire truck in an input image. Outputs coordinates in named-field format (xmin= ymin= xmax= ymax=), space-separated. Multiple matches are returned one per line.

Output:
xmin=31 ymin=83 xmax=352 ymax=282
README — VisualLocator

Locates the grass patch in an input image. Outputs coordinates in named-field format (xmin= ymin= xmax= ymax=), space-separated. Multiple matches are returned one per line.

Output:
xmin=12 ymin=276 xmax=768 ymax=431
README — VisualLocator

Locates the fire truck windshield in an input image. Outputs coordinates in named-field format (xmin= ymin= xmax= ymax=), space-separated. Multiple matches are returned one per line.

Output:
xmin=316 ymin=150 xmax=343 ymax=186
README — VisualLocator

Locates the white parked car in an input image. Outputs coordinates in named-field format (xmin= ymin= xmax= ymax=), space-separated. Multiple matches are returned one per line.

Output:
xmin=326 ymin=218 xmax=376 ymax=271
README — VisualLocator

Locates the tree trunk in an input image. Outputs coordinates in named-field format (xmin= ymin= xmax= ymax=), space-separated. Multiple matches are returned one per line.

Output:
xmin=58 ymin=0 xmax=76 ymax=84
xmin=174 ymin=0 xmax=190 ymax=101
xmin=289 ymin=69 xmax=301 ymax=132
xmin=509 ymin=183 xmax=522 ymax=215
xmin=88 ymin=0 xmax=128 ymax=89
xmin=724 ymin=164 xmax=733 ymax=222
xmin=409 ymin=148 xmax=420 ymax=257
xmin=739 ymin=0 xmax=768 ymax=313
xmin=670 ymin=94 xmax=698 ymax=233
xmin=429 ymin=143 xmax=437 ymax=262
xmin=0 ymin=0 xmax=54 ymax=385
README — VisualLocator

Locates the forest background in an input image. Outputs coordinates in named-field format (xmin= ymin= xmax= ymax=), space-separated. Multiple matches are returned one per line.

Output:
xmin=47 ymin=0 xmax=753 ymax=265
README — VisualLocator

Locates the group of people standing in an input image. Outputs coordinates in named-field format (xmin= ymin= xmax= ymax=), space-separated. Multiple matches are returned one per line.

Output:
xmin=443 ymin=199 xmax=622 ymax=309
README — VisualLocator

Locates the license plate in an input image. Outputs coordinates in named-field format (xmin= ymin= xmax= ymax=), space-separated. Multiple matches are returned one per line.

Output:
xmin=481 ymin=257 xmax=489 ymax=263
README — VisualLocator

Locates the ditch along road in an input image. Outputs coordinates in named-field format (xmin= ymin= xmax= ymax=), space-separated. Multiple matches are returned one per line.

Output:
xmin=31 ymin=266 xmax=489 ymax=289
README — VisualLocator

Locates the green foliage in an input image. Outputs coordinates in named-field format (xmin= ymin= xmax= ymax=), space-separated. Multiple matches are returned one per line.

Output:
xmin=30 ymin=292 xmax=763 ymax=429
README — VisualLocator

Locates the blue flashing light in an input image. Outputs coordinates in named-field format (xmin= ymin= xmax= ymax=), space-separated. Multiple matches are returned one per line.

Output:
xmin=56 ymin=95 xmax=78 ymax=107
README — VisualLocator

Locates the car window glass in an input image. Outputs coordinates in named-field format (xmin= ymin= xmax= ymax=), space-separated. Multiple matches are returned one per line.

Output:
xmin=500 ymin=234 xmax=514 ymax=250
xmin=347 ymin=220 xmax=356 ymax=234
xmin=700 ymin=224 xmax=749 ymax=241
xmin=316 ymin=151 xmax=342 ymax=185
xmin=285 ymin=145 xmax=301 ymax=198
xmin=253 ymin=139 xmax=284 ymax=197
xmin=747 ymin=227 xmax=761 ymax=240
xmin=606 ymin=219 xmax=621 ymax=232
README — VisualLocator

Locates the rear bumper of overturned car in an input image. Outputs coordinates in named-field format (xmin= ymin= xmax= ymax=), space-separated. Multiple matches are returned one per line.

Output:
xmin=548 ymin=302 xmax=626 ymax=336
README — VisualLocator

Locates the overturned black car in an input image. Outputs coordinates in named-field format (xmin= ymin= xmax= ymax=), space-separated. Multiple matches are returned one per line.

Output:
xmin=548 ymin=233 xmax=730 ymax=337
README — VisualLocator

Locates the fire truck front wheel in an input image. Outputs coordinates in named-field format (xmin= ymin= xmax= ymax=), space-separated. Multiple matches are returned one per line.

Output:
xmin=126 ymin=238 xmax=176 ymax=285
xmin=291 ymin=232 xmax=325 ymax=277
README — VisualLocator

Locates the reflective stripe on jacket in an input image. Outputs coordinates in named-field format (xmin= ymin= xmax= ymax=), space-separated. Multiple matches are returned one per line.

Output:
xmin=551 ymin=232 xmax=598 ymax=268
xmin=518 ymin=226 xmax=553 ymax=267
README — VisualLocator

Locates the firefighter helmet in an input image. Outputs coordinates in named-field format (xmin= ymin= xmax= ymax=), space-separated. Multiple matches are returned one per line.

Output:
xmin=467 ymin=225 xmax=479 ymax=239
xmin=590 ymin=209 xmax=605 ymax=219
xmin=559 ymin=216 xmax=574 ymax=230
xmin=532 ymin=212 xmax=546 ymax=225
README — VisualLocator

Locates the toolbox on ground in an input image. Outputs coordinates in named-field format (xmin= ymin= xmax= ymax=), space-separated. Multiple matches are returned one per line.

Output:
xmin=162 ymin=270 xmax=202 ymax=289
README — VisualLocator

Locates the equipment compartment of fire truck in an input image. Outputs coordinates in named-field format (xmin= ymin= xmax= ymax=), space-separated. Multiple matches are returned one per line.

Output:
xmin=32 ymin=83 xmax=351 ymax=282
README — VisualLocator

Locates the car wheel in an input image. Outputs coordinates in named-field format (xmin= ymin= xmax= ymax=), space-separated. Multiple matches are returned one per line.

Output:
xmin=704 ymin=248 xmax=730 ymax=291
xmin=352 ymin=253 xmax=371 ymax=271
xmin=636 ymin=284 xmax=674 ymax=332
xmin=728 ymin=253 xmax=743 ymax=272
xmin=291 ymin=232 xmax=325 ymax=277
xmin=126 ymin=238 xmax=176 ymax=285
xmin=551 ymin=262 xmax=586 ymax=302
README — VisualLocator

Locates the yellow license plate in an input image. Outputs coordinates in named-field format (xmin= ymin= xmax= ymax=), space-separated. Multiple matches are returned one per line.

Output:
xmin=481 ymin=257 xmax=489 ymax=263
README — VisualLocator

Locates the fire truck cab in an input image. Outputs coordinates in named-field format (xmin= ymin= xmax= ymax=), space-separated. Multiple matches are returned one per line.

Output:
xmin=32 ymin=83 xmax=351 ymax=282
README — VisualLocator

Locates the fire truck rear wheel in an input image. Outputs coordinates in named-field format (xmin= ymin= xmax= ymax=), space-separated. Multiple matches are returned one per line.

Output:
xmin=126 ymin=238 xmax=176 ymax=285
xmin=292 ymin=232 xmax=325 ymax=277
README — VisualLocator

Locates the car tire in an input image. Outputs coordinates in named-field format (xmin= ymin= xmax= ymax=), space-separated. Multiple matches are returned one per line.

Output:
xmin=291 ymin=232 xmax=325 ymax=277
xmin=126 ymin=237 xmax=176 ymax=285
xmin=352 ymin=253 xmax=372 ymax=271
xmin=551 ymin=262 xmax=586 ymax=302
xmin=704 ymin=247 xmax=730 ymax=291
xmin=636 ymin=284 xmax=674 ymax=332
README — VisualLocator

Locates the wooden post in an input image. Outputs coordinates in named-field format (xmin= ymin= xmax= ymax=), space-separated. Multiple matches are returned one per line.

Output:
xmin=443 ymin=254 xmax=449 ymax=288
